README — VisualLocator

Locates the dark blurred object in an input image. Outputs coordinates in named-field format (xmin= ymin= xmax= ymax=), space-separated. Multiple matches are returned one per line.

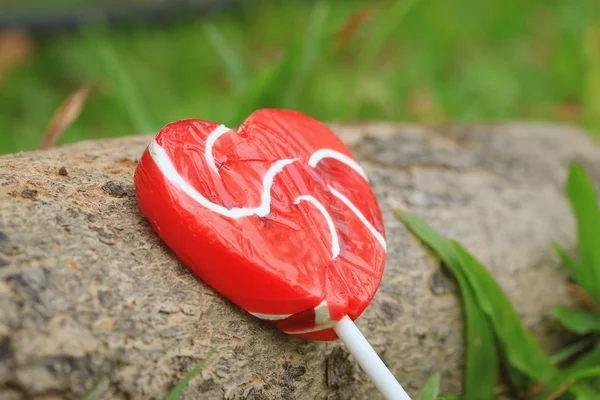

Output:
xmin=0 ymin=0 xmax=258 ymax=33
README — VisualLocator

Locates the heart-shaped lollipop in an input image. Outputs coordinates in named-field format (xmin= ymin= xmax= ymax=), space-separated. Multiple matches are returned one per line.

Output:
xmin=134 ymin=109 xmax=410 ymax=399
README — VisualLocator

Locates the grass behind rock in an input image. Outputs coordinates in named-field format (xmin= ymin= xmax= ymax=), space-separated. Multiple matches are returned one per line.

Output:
xmin=1 ymin=0 xmax=599 ymax=154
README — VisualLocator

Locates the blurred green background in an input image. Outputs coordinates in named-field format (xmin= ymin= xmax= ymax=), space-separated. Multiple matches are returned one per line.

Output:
xmin=1 ymin=0 xmax=599 ymax=155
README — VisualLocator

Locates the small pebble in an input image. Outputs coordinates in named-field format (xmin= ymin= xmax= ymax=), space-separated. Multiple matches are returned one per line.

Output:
xmin=158 ymin=303 xmax=179 ymax=314
xmin=58 ymin=166 xmax=68 ymax=176
xmin=102 ymin=181 xmax=127 ymax=198
xmin=21 ymin=189 xmax=38 ymax=200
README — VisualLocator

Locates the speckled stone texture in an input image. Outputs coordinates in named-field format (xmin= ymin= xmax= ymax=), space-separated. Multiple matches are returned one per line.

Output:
xmin=1 ymin=122 xmax=599 ymax=400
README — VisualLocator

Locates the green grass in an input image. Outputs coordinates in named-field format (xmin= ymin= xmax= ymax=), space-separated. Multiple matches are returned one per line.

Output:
xmin=165 ymin=359 xmax=206 ymax=400
xmin=559 ymin=163 xmax=600 ymax=303
xmin=1 ymin=0 xmax=599 ymax=154
xmin=396 ymin=161 xmax=600 ymax=399
xmin=416 ymin=373 xmax=441 ymax=400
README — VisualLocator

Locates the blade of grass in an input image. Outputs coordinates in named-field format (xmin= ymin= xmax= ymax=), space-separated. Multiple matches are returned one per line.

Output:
xmin=582 ymin=25 xmax=600 ymax=136
xmin=81 ymin=375 xmax=109 ymax=400
xmin=234 ymin=0 xmax=333 ymax=121
xmin=394 ymin=210 xmax=498 ymax=400
xmin=332 ymin=6 xmax=372 ymax=49
xmin=553 ymin=305 xmax=600 ymax=334
xmin=395 ymin=210 xmax=560 ymax=393
xmin=568 ymin=382 xmax=600 ymax=400
xmin=553 ymin=243 xmax=583 ymax=284
xmin=283 ymin=0 xmax=331 ymax=108
xmin=566 ymin=342 xmax=600 ymax=374
xmin=356 ymin=0 xmax=420 ymax=77
xmin=416 ymin=372 xmax=441 ymax=400
xmin=532 ymin=366 xmax=600 ymax=400
xmin=203 ymin=24 xmax=249 ymax=95
xmin=565 ymin=161 xmax=600 ymax=303
xmin=234 ymin=38 xmax=304 ymax=123
xmin=87 ymin=31 xmax=157 ymax=134
xmin=234 ymin=59 xmax=289 ymax=124
xmin=567 ymin=283 xmax=600 ymax=313
xmin=166 ymin=359 xmax=207 ymax=400
xmin=341 ymin=0 xmax=421 ymax=118
xmin=550 ymin=337 xmax=596 ymax=365
xmin=451 ymin=241 xmax=558 ymax=385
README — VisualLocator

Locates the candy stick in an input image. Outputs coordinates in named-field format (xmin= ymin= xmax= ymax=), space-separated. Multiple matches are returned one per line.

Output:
xmin=334 ymin=316 xmax=412 ymax=400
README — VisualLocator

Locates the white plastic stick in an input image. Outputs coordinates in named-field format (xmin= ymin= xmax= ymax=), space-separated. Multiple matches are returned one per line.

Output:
xmin=334 ymin=316 xmax=412 ymax=400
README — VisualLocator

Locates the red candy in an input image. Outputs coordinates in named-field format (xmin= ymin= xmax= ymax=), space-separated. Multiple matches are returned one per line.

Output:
xmin=134 ymin=109 xmax=386 ymax=341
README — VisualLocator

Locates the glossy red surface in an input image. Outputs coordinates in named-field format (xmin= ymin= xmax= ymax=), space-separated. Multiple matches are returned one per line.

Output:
xmin=134 ymin=109 xmax=386 ymax=341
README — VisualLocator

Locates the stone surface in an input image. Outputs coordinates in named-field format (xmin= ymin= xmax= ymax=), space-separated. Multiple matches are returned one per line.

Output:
xmin=1 ymin=122 xmax=599 ymax=399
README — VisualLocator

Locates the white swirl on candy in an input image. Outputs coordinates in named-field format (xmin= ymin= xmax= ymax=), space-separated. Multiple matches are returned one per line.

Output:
xmin=149 ymin=138 xmax=298 ymax=219
xmin=308 ymin=149 xmax=368 ymax=180
xmin=294 ymin=195 xmax=341 ymax=259
xmin=205 ymin=124 xmax=231 ymax=176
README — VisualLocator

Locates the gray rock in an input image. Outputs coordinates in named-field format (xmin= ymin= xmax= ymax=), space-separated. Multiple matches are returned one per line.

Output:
xmin=1 ymin=122 xmax=599 ymax=399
